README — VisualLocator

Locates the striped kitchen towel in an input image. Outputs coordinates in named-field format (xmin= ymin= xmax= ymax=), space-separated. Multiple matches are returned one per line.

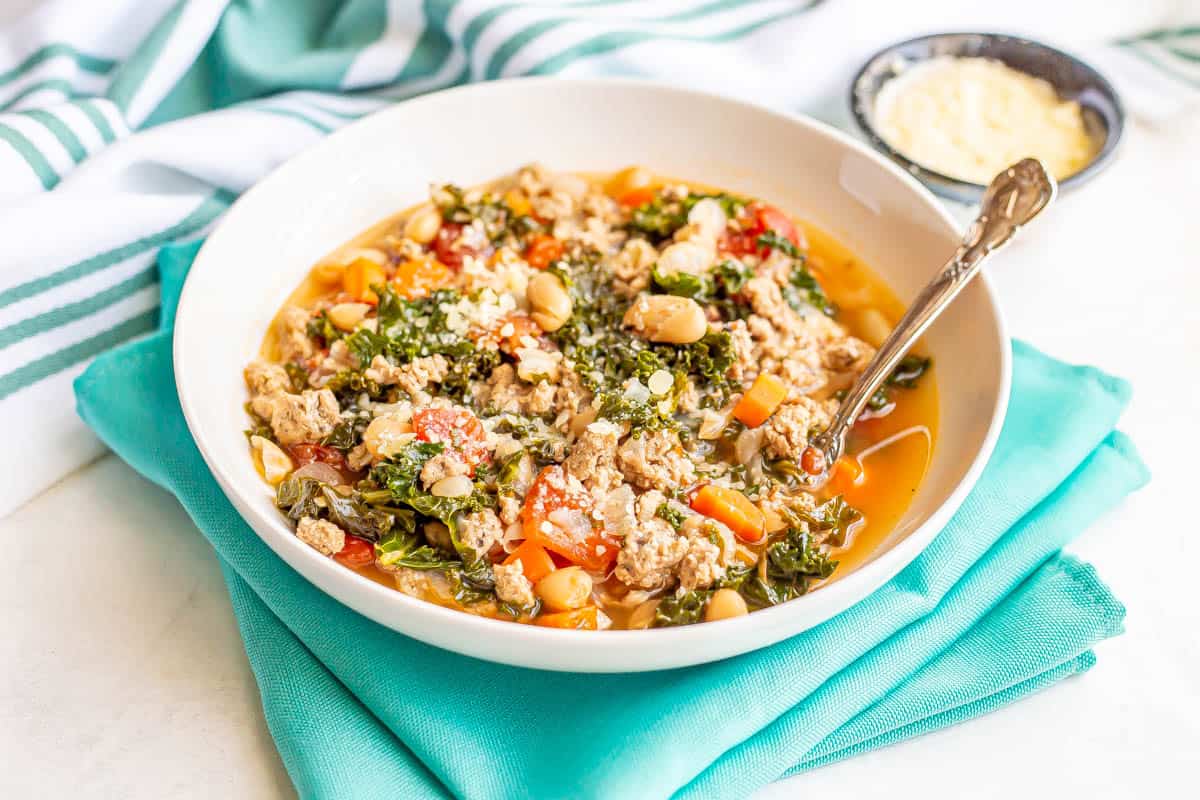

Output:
xmin=1 ymin=0 xmax=1197 ymax=515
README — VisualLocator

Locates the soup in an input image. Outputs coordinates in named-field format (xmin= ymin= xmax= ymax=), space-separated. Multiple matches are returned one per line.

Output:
xmin=243 ymin=165 xmax=937 ymax=630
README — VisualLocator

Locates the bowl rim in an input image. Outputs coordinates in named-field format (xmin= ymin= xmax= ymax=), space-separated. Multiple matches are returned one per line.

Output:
xmin=848 ymin=31 xmax=1126 ymax=201
xmin=174 ymin=76 xmax=1011 ymax=671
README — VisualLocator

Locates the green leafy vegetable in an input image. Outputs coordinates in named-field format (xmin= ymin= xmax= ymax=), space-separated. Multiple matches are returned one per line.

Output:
xmin=306 ymin=311 xmax=343 ymax=345
xmin=651 ymin=268 xmax=711 ymax=301
xmin=756 ymin=231 xmax=802 ymax=259
xmin=276 ymin=476 xmax=395 ymax=542
xmin=283 ymin=362 xmax=310 ymax=392
xmin=654 ymin=590 xmax=709 ymax=627
xmin=797 ymin=495 xmax=863 ymax=548
xmin=656 ymin=503 xmax=686 ymax=531
xmin=887 ymin=355 xmax=931 ymax=389
xmin=739 ymin=526 xmax=837 ymax=610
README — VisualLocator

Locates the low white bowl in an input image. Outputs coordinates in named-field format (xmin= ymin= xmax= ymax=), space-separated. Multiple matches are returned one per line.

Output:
xmin=175 ymin=78 xmax=1009 ymax=672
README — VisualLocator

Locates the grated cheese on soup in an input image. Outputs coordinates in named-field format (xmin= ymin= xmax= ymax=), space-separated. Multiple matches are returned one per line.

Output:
xmin=873 ymin=56 xmax=1099 ymax=184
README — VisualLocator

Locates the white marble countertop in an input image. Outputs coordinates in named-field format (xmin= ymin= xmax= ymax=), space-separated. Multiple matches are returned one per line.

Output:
xmin=2 ymin=112 xmax=1197 ymax=798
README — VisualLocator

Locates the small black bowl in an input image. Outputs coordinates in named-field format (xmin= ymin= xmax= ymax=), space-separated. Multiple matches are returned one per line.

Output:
xmin=849 ymin=32 xmax=1125 ymax=203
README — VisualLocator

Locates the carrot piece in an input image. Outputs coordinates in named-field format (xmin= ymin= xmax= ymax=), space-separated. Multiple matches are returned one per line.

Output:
xmin=829 ymin=455 xmax=864 ymax=495
xmin=503 ymin=540 xmax=556 ymax=585
xmin=690 ymin=484 xmax=766 ymax=544
xmin=503 ymin=189 xmax=532 ymax=217
xmin=534 ymin=606 xmax=598 ymax=630
xmin=392 ymin=258 xmax=453 ymax=299
xmin=524 ymin=233 xmax=565 ymax=270
xmin=618 ymin=186 xmax=657 ymax=208
xmin=342 ymin=257 xmax=387 ymax=304
xmin=732 ymin=373 xmax=788 ymax=428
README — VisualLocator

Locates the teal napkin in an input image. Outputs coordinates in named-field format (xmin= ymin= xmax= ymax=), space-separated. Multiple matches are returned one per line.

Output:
xmin=76 ymin=240 xmax=1148 ymax=800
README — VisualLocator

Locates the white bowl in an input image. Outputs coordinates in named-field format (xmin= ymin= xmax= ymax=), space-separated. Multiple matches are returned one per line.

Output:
xmin=175 ymin=78 xmax=1009 ymax=673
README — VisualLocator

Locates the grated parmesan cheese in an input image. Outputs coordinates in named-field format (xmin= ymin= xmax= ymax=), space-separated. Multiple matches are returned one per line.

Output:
xmin=873 ymin=56 xmax=1099 ymax=184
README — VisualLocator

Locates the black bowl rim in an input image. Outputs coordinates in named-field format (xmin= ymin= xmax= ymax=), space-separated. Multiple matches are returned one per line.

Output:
xmin=848 ymin=31 xmax=1126 ymax=201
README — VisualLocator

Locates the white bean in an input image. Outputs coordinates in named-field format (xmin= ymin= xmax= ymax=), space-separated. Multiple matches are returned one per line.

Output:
xmin=657 ymin=240 xmax=713 ymax=276
xmin=363 ymin=414 xmax=414 ymax=459
xmin=705 ymin=589 xmax=749 ymax=621
xmin=526 ymin=271 xmax=573 ymax=332
xmin=404 ymin=206 xmax=442 ymax=244
xmin=687 ymin=197 xmax=728 ymax=241
xmin=251 ymin=435 xmax=293 ymax=486
xmin=327 ymin=302 xmax=371 ymax=331
xmin=622 ymin=294 xmax=708 ymax=344
xmin=431 ymin=475 xmax=473 ymax=498
xmin=534 ymin=566 xmax=593 ymax=612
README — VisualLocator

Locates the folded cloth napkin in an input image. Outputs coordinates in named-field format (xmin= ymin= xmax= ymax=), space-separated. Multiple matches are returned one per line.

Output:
xmin=3 ymin=0 xmax=1198 ymax=514
xmin=74 ymin=240 xmax=1149 ymax=800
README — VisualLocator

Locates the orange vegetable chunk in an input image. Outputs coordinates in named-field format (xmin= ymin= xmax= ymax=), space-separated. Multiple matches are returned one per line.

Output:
xmin=503 ymin=540 xmax=556 ymax=585
xmin=534 ymin=606 xmax=598 ymax=630
xmin=342 ymin=257 xmax=387 ymax=304
xmin=521 ymin=466 xmax=616 ymax=571
xmin=618 ymin=186 xmax=657 ymax=208
xmin=690 ymin=484 xmax=766 ymax=544
xmin=392 ymin=258 xmax=453 ymax=299
xmin=732 ymin=373 xmax=788 ymax=428
xmin=524 ymin=234 xmax=565 ymax=270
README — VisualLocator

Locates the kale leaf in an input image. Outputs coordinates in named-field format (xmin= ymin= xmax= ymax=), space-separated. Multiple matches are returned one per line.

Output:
xmin=656 ymin=503 xmax=686 ymax=531
xmin=275 ymin=476 xmax=395 ymax=542
xmin=740 ymin=526 xmax=838 ymax=610
xmin=654 ymin=590 xmax=709 ymax=627
xmin=797 ymin=494 xmax=864 ymax=548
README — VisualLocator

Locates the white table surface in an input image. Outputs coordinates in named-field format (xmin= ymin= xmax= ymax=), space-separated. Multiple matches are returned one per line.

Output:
xmin=2 ymin=110 xmax=1198 ymax=798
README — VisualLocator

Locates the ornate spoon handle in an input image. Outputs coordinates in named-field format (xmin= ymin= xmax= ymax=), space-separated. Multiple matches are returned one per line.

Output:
xmin=806 ymin=158 xmax=1057 ymax=480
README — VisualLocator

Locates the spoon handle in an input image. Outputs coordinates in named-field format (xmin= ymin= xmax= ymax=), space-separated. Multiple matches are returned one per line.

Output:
xmin=812 ymin=158 xmax=1057 ymax=466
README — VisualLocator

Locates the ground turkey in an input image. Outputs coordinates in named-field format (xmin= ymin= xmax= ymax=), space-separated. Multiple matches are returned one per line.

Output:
xmin=457 ymin=509 xmax=504 ymax=559
xmin=365 ymin=354 xmax=449 ymax=399
xmin=614 ymin=490 xmax=688 ymax=589
xmin=277 ymin=306 xmax=317 ymax=363
xmin=296 ymin=516 xmax=345 ymax=556
xmin=564 ymin=422 xmax=622 ymax=492
xmin=493 ymin=560 xmax=536 ymax=608
xmin=264 ymin=388 xmax=341 ymax=445
xmin=616 ymin=430 xmax=697 ymax=491
xmin=762 ymin=398 xmax=837 ymax=462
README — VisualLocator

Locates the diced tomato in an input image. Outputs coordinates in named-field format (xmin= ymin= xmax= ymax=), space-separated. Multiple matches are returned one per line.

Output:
xmin=503 ymin=539 xmax=556 ymax=585
xmin=433 ymin=222 xmax=481 ymax=269
xmin=534 ymin=606 xmax=598 ymax=630
xmin=719 ymin=202 xmax=804 ymax=258
xmin=521 ymin=465 xmax=617 ymax=571
xmin=334 ymin=535 xmax=375 ymax=568
xmin=618 ymin=186 xmax=658 ymax=208
xmin=392 ymin=257 xmax=453 ymax=299
xmin=412 ymin=407 xmax=490 ymax=471
xmin=524 ymin=233 xmax=564 ymax=270
xmin=719 ymin=229 xmax=761 ymax=257
xmin=286 ymin=443 xmax=347 ymax=470
xmin=754 ymin=204 xmax=802 ymax=249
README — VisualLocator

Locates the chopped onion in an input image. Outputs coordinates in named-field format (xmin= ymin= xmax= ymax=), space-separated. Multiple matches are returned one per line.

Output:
xmin=735 ymin=426 xmax=765 ymax=466
xmin=548 ymin=507 xmax=593 ymax=542
xmin=292 ymin=462 xmax=343 ymax=485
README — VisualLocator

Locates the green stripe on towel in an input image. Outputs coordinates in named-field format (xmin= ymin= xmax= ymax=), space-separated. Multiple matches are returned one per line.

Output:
xmin=0 ymin=266 xmax=158 ymax=350
xmin=22 ymin=108 xmax=88 ymax=163
xmin=0 ymin=191 xmax=231 ymax=310
xmin=0 ymin=307 xmax=158 ymax=401
xmin=0 ymin=121 xmax=58 ymax=189
xmin=0 ymin=42 xmax=116 ymax=87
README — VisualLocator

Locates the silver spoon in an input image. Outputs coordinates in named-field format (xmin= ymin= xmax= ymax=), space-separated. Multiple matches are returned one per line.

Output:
xmin=801 ymin=158 xmax=1057 ymax=486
